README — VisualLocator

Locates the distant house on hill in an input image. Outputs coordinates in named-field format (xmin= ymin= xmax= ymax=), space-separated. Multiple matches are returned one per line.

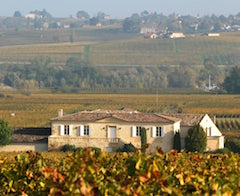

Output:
xmin=169 ymin=32 xmax=185 ymax=38
xmin=104 ymin=14 xmax=110 ymax=20
xmin=140 ymin=27 xmax=157 ymax=34
xmin=207 ymin=33 xmax=220 ymax=37
xmin=25 ymin=13 xmax=42 ymax=20
xmin=49 ymin=109 xmax=224 ymax=152
xmin=144 ymin=33 xmax=158 ymax=39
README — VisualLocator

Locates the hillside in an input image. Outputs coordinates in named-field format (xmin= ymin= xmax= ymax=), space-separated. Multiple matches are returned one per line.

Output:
xmin=0 ymin=28 xmax=240 ymax=66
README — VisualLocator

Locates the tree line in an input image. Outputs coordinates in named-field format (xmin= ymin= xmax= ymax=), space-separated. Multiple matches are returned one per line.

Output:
xmin=1 ymin=9 xmax=240 ymax=34
xmin=1 ymin=56 xmax=239 ymax=93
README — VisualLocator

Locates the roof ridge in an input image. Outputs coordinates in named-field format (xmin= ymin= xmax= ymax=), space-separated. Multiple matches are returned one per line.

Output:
xmin=154 ymin=113 xmax=179 ymax=123
xmin=50 ymin=110 xmax=82 ymax=120
xmin=166 ymin=113 xmax=205 ymax=115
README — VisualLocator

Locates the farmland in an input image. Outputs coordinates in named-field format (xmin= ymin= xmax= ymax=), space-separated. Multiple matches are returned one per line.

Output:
xmin=0 ymin=28 xmax=240 ymax=65
xmin=0 ymin=93 xmax=239 ymax=127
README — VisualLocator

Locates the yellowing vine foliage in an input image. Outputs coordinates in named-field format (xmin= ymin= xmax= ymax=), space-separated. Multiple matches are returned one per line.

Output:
xmin=0 ymin=149 xmax=240 ymax=195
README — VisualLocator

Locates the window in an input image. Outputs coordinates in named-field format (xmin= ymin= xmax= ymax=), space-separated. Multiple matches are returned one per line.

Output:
xmin=152 ymin=126 xmax=164 ymax=138
xmin=136 ymin=126 xmax=142 ymax=136
xmin=156 ymin=127 xmax=163 ymax=137
xmin=80 ymin=125 xmax=91 ymax=136
xmin=64 ymin=125 xmax=70 ymax=135
xmin=207 ymin=127 xmax=212 ymax=136
xmin=84 ymin=125 xmax=90 ymax=136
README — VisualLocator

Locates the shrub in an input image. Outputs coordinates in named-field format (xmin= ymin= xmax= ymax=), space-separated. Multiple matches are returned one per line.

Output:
xmin=185 ymin=124 xmax=207 ymax=152
xmin=61 ymin=144 xmax=76 ymax=152
xmin=213 ymin=148 xmax=230 ymax=154
xmin=117 ymin=143 xmax=137 ymax=152
xmin=141 ymin=127 xmax=147 ymax=153
xmin=173 ymin=131 xmax=181 ymax=152
xmin=225 ymin=138 xmax=240 ymax=153
xmin=0 ymin=119 xmax=13 ymax=146
xmin=89 ymin=147 xmax=101 ymax=153
xmin=61 ymin=145 xmax=101 ymax=153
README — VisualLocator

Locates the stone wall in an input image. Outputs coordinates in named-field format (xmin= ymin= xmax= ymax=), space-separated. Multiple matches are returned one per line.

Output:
xmin=0 ymin=143 xmax=48 ymax=152
xmin=207 ymin=137 xmax=221 ymax=151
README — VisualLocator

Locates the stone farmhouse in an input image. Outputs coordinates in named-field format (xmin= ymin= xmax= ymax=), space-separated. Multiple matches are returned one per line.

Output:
xmin=49 ymin=109 xmax=224 ymax=152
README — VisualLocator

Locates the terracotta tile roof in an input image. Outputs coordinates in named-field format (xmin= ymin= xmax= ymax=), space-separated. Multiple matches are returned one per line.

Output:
xmin=12 ymin=128 xmax=50 ymax=143
xmin=112 ymin=113 xmax=175 ymax=123
xmin=52 ymin=112 xmax=112 ymax=122
xmin=156 ymin=114 xmax=181 ymax=123
xmin=51 ymin=109 xmax=180 ymax=124
xmin=167 ymin=113 xmax=205 ymax=126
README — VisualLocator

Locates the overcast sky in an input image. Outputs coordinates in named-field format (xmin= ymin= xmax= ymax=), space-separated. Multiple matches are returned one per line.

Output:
xmin=1 ymin=0 xmax=240 ymax=18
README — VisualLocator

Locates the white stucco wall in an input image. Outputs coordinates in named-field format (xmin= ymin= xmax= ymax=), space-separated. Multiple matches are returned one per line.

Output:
xmin=199 ymin=114 xmax=222 ymax=136
xmin=173 ymin=121 xmax=180 ymax=133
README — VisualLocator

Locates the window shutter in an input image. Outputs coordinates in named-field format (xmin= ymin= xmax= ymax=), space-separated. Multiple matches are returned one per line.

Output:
xmin=132 ymin=126 xmax=136 ymax=137
xmin=89 ymin=126 xmax=92 ymax=136
xmin=60 ymin=125 xmax=64 ymax=136
xmin=80 ymin=125 xmax=84 ymax=136
xmin=69 ymin=125 xmax=73 ymax=136
xmin=107 ymin=126 xmax=110 ymax=138
xmin=152 ymin=126 xmax=156 ymax=137
xmin=161 ymin=127 xmax=165 ymax=137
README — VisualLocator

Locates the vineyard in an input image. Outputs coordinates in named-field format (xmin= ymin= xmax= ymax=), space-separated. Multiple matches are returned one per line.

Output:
xmin=216 ymin=118 xmax=240 ymax=131
xmin=0 ymin=93 xmax=240 ymax=127
xmin=0 ymin=150 xmax=239 ymax=195
xmin=0 ymin=31 xmax=240 ymax=65
xmin=90 ymin=33 xmax=240 ymax=66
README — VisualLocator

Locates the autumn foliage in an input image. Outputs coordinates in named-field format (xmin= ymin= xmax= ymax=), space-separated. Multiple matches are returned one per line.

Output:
xmin=0 ymin=149 xmax=240 ymax=195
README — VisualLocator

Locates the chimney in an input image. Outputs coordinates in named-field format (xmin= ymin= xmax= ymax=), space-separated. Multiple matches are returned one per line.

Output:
xmin=213 ymin=116 xmax=216 ymax=124
xmin=58 ymin=109 xmax=63 ymax=118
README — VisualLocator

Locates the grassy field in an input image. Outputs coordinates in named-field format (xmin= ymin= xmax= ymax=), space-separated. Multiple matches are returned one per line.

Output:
xmin=0 ymin=30 xmax=240 ymax=65
xmin=0 ymin=93 xmax=239 ymax=127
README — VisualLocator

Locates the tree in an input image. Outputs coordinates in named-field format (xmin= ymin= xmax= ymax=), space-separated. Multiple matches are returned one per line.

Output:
xmin=222 ymin=67 xmax=240 ymax=94
xmin=76 ymin=10 xmax=90 ymax=19
xmin=173 ymin=131 xmax=181 ymax=152
xmin=13 ymin=11 xmax=22 ymax=17
xmin=97 ymin=12 xmax=105 ymax=20
xmin=0 ymin=119 xmax=13 ymax=146
xmin=89 ymin=17 xmax=99 ymax=26
xmin=185 ymin=125 xmax=207 ymax=152
xmin=70 ymin=30 xmax=75 ymax=43
xmin=122 ymin=15 xmax=141 ymax=33
xmin=167 ymin=67 xmax=193 ymax=88
xmin=141 ymin=127 xmax=147 ymax=153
